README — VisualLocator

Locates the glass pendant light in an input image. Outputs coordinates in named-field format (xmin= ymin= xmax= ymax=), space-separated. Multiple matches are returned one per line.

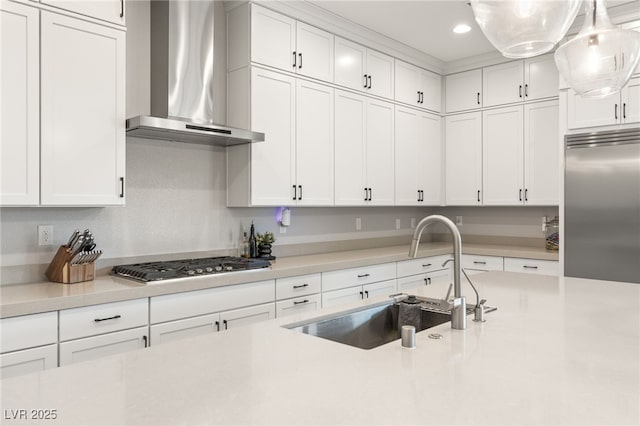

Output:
xmin=470 ymin=0 xmax=582 ymax=58
xmin=555 ymin=0 xmax=640 ymax=98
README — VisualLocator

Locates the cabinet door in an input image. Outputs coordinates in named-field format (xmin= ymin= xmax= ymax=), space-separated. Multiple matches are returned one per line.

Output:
xmin=40 ymin=12 xmax=125 ymax=205
xmin=567 ymin=89 xmax=618 ymax=129
xmin=524 ymin=100 xmax=559 ymax=205
xmin=334 ymin=90 xmax=366 ymax=206
xmin=296 ymin=22 xmax=333 ymax=82
xmin=445 ymin=112 xmax=482 ymax=205
xmin=365 ymin=99 xmax=395 ymax=205
xmin=0 ymin=345 xmax=58 ymax=380
xmin=423 ymin=269 xmax=453 ymax=299
xmin=322 ymin=286 xmax=363 ymax=309
xmin=59 ymin=327 xmax=147 ymax=366
xmin=276 ymin=294 xmax=321 ymax=318
xmin=445 ymin=69 xmax=482 ymax=113
xmin=394 ymin=106 xmax=421 ymax=205
xmin=366 ymin=49 xmax=394 ymax=99
xmin=418 ymin=112 xmax=442 ymax=205
xmin=251 ymin=4 xmax=296 ymax=72
xmin=250 ymin=68 xmax=296 ymax=205
xmin=483 ymin=105 xmax=524 ymax=205
xmin=363 ymin=279 xmax=397 ymax=299
xmin=295 ymin=80 xmax=334 ymax=206
xmin=1 ymin=0 xmax=39 ymax=206
xmin=483 ymin=61 xmax=524 ymax=107
xmin=397 ymin=275 xmax=425 ymax=293
xmin=220 ymin=303 xmax=276 ymax=331
xmin=622 ymin=77 xmax=640 ymax=124
xmin=334 ymin=37 xmax=366 ymax=92
xmin=41 ymin=0 xmax=125 ymax=25
xmin=420 ymin=69 xmax=442 ymax=112
xmin=524 ymin=54 xmax=558 ymax=100
xmin=150 ymin=313 xmax=220 ymax=346
xmin=395 ymin=60 xmax=421 ymax=107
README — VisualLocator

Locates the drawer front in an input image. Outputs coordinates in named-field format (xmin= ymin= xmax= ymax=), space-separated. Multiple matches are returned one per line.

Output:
xmin=150 ymin=314 xmax=220 ymax=346
xmin=504 ymin=258 xmax=559 ymax=276
xmin=397 ymin=254 xmax=451 ymax=277
xmin=322 ymin=262 xmax=396 ymax=291
xmin=59 ymin=326 xmax=147 ymax=366
xmin=151 ymin=280 xmax=275 ymax=324
xmin=462 ymin=254 xmax=504 ymax=271
xmin=60 ymin=298 xmax=148 ymax=341
xmin=0 ymin=344 xmax=58 ymax=380
xmin=276 ymin=294 xmax=321 ymax=318
xmin=276 ymin=274 xmax=321 ymax=300
xmin=1 ymin=311 xmax=57 ymax=353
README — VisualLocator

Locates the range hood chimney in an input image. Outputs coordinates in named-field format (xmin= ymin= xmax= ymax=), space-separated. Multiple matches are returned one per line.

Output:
xmin=126 ymin=0 xmax=264 ymax=146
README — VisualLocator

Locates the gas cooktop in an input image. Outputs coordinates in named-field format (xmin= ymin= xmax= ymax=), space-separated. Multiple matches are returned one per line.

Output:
xmin=111 ymin=256 xmax=271 ymax=282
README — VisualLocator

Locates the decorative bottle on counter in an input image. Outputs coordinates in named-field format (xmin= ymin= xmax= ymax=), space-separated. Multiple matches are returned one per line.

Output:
xmin=249 ymin=223 xmax=258 ymax=258
xmin=241 ymin=232 xmax=250 ymax=258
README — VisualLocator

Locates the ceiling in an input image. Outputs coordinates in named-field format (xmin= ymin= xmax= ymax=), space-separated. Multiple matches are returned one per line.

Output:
xmin=307 ymin=0 xmax=640 ymax=63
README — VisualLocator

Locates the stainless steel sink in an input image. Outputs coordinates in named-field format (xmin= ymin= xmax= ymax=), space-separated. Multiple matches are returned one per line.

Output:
xmin=285 ymin=301 xmax=456 ymax=350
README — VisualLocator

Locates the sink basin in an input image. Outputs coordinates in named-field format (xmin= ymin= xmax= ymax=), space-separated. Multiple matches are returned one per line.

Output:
xmin=285 ymin=301 xmax=455 ymax=350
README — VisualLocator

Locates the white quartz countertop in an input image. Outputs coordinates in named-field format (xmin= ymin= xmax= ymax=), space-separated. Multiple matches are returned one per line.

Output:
xmin=1 ymin=272 xmax=637 ymax=426
xmin=0 ymin=243 xmax=557 ymax=318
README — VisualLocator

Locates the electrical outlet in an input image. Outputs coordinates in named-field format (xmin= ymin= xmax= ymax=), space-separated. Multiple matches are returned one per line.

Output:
xmin=411 ymin=218 xmax=416 ymax=228
xmin=38 ymin=225 xmax=54 ymax=246
xmin=279 ymin=226 xmax=287 ymax=234
xmin=356 ymin=217 xmax=362 ymax=231
xmin=395 ymin=218 xmax=401 ymax=230
xmin=455 ymin=216 xmax=463 ymax=226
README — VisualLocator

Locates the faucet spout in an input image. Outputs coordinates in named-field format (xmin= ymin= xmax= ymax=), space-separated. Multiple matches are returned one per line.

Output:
xmin=409 ymin=215 xmax=466 ymax=330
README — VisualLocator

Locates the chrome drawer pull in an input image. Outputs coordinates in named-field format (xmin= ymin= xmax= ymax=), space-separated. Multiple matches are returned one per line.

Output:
xmin=294 ymin=299 xmax=309 ymax=305
xmin=357 ymin=273 xmax=370 ymax=278
xmin=293 ymin=283 xmax=309 ymax=289
xmin=94 ymin=314 xmax=121 ymax=322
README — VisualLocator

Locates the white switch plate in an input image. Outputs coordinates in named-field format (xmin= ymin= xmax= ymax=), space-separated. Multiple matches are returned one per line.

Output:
xmin=38 ymin=225 xmax=54 ymax=246
xmin=355 ymin=217 xmax=362 ymax=231
xmin=455 ymin=216 xmax=463 ymax=226
xmin=395 ymin=218 xmax=401 ymax=230
xmin=279 ymin=226 xmax=287 ymax=234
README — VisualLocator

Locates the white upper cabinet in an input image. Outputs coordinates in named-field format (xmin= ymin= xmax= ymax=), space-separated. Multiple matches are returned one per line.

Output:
xmin=524 ymin=100 xmax=559 ymax=205
xmin=40 ymin=11 xmax=125 ymax=206
xmin=568 ymin=77 xmax=640 ymax=129
xmin=1 ymin=0 xmax=39 ymax=206
xmin=334 ymin=37 xmax=394 ymax=99
xmin=250 ymin=4 xmax=333 ymax=81
xmin=483 ymin=105 xmax=524 ymax=205
xmin=394 ymin=60 xmax=441 ymax=112
xmin=483 ymin=55 xmax=558 ymax=107
xmin=395 ymin=106 xmax=442 ymax=205
xmin=365 ymin=99 xmax=395 ymax=205
xmin=445 ymin=112 xmax=482 ymax=205
xmin=41 ymin=0 xmax=126 ymax=26
xmin=445 ymin=69 xmax=482 ymax=113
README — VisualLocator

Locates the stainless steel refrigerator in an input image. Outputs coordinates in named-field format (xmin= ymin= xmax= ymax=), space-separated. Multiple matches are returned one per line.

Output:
xmin=565 ymin=128 xmax=640 ymax=284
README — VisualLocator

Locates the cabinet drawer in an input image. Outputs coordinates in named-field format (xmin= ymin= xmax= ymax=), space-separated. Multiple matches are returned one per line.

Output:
xmin=504 ymin=258 xmax=558 ymax=276
xmin=0 ymin=344 xmax=58 ymax=380
xmin=322 ymin=286 xmax=363 ymax=309
xmin=462 ymin=254 xmax=504 ymax=271
xmin=322 ymin=262 xmax=395 ymax=291
xmin=276 ymin=294 xmax=321 ymax=318
xmin=220 ymin=303 xmax=275 ymax=330
xmin=151 ymin=280 xmax=275 ymax=324
xmin=276 ymin=274 xmax=321 ymax=300
xmin=59 ymin=326 xmax=147 ymax=366
xmin=150 ymin=314 xmax=220 ymax=346
xmin=1 ymin=311 xmax=57 ymax=353
xmin=397 ymin=254 xmax=451 ymax=277
xmin=60 ymin=298 xmax=148 ymax=341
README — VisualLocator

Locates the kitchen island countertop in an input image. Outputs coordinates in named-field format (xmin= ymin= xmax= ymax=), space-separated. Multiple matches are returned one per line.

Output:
xmin=0 ymin=271 xmax=638 ymax=425
xmin=0 ymin=242 xmax=557 ymax=318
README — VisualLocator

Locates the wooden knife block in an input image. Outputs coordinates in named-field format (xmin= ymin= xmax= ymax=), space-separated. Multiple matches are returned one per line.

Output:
xmin=45 ymin=246 xmax=95 ymax=284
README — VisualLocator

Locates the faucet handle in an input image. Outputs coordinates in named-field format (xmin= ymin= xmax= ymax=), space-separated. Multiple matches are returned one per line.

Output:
xmin=441 ymin=258 xmax=454 ymax=268
xmin=444 ymin=283 xmax=453 ymax=302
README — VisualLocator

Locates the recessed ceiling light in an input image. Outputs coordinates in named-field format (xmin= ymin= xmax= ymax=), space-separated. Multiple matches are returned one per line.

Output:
xmin=453 ymin=24 xmax=471 ymax=34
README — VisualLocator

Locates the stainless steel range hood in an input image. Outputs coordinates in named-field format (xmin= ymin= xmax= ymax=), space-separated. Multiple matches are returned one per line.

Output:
xmin=126 ymin=0 xmax=264 ymax=146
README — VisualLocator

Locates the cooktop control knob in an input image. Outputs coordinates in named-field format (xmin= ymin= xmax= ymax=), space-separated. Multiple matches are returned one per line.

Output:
xmin=225 ymin=266 xmax=233 ymax=271
xmin=195 ymin=269 xmax=203 ymax=274
xmin=215 ymin=266 xmax=223 ymax=272
xmin=186 ymin=270 xmax=195 ymax=276
xmin=205 ymin=267 xmax=213 ymax=273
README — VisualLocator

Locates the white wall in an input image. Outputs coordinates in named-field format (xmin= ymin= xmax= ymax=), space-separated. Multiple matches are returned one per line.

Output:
xmin=0 ymin=0 xmax=558 ymax=282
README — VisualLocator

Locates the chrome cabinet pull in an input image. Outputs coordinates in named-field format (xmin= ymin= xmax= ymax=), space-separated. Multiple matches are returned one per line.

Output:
xmin=293 ymin=299 xmax=309 ymax=305
xmin=292 ymin=51 xmax=297 ymax=68
xmin=357 ymin=273 xmax=370 ymax=278
xmin=94 ymin=314 xmax=121 ymax=322
xmin=142 ymin=335 xmax=148 ymax=348
xmin=293 ymin=283 xmax=309 ymax=289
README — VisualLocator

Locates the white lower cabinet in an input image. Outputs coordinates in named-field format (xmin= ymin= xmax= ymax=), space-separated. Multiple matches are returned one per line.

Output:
xmin=461 ymin=254 xmax=504 ymax=272
xmin=322 ymin=279 xmax=397 ymax=309
xmin=59 ymin=327 xmax=147 ymax=366
xmin=504 ymin=257 xmax=558 ymax=276
xmin=276 ymin=274 xmax=321 ymax=318
xmin=397 ymin=269 xmax=451 ymax=298
xmin=0 ymin=344 xmax=58 ymax=379
xmin=151 ymin=314 xmax=220 ymax=346
xmin=276 ymin=294 xmax=322 ymax=318
xmin=220 ymin=303 xmax=275 ymax=331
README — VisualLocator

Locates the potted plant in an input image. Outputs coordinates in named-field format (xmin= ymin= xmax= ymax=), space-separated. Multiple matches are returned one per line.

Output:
xmin=256 ymin=231 xmax=276 ymax=260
